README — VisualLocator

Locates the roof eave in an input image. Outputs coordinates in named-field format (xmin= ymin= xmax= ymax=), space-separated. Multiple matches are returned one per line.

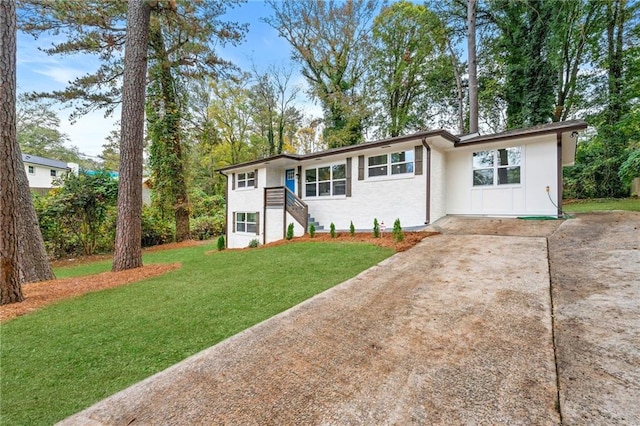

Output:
xmin=216 ymin=129 xmax=459 ymax=172
xmin=455 ymin=120 xmax=588 ymax=147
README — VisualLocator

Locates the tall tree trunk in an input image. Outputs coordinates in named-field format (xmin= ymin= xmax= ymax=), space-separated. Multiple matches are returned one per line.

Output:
xmin=113 ymin=0 xmax=151 ymax=271
xmin=16 ymin=148 xmax=55 ymax=283
xmin=149 ymin=25 xmax=190 ymax=242
xmin=0 ymin=0 xmax=23 ymax=304
xmin=446 ymin=40 xmax=465 ymax=134
xmin=467 ymin=0 xmax=479 ymax=133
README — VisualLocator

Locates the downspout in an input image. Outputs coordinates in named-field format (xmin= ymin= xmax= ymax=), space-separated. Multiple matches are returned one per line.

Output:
xmin=218 ymin=170 xmax=229 ymax=248
xmin=422 ymin=138 xmax=431 ymax=225
xmin=264 ymin=187 xmax=268 ymax=246
xmin=556 ymin=133 xmax=563 ymax=218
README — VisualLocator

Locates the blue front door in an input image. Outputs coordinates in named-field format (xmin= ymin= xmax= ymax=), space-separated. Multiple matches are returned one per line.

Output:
xmin=285 ymin=169 xmax=295 ymax=193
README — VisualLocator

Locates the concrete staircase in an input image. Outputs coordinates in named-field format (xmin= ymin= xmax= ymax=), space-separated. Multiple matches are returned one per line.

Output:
xmin=307 ymin=214 xmax=324 ymax=231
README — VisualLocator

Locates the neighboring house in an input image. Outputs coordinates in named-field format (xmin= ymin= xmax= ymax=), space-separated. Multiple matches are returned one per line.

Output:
xmin=22 ymin=154 xmax=74 ymax=194
xmin=218 ymin=120 xmax=587 ymax=248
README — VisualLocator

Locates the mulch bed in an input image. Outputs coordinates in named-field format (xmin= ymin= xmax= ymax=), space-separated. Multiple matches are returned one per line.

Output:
xmin=268 ymin=231 xmax=438 ymax=252
xmin=0 ymin=263 xmax=181 ymax=322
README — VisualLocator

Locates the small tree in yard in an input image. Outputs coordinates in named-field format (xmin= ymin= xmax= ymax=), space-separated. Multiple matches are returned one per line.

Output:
xmin=330 ymin=222 xmax=336 ymax=238
xmin=48 ymin=171 xmax=118 ymax=256
xmin=217 ymin=235 xmax=225 ymax=251
xmin=349 ymin=221 xmax=355 ymax=237
xmin=309 ymin=223 xmax=316 ymax=238
xmin=373 ymin=218 xmax=380 ymax=238
xmin=393 ymin=218 xmax=404 ymax=242
xmin=286 ymin=222 xmax=294 ymax=240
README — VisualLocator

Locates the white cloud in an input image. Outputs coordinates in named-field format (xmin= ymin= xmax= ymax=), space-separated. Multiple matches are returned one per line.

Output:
xmin=58 ymin=108 xmax=120 ymax=157
xmin=33 ymin=65 xmax=84 ymax=85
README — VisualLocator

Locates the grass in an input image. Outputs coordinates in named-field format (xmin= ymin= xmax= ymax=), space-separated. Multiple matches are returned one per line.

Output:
xmin=563 ymin=197 xmax=640 ymax=213
xmin=0 ymin=241 xmax=393 ymax=425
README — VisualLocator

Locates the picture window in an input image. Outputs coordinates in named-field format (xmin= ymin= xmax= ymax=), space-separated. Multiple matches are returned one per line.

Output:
xmin=367 ymin=150 xmax=414 ymax=178
xmin=235 ymin=212 xmax=257 ymax=233
xmin=237 ymin=171 xmax=255 ymax=188
xmin=473 ymin=147 xmax=521 ymax=186
xmin=305 ymin=163 xmax=346 ymax=197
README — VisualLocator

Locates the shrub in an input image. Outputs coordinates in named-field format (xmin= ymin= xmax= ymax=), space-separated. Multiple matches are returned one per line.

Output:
xmin=286 ymin=222 xmax=295 ymax=240
xmin=373 ymin=218 xmax=380 ymax=238
xmin=309 ymin=223 xmax=316 ymax=238
xmin=393 ymin=218 xmax=404 ymax=242
xmin=248 ymin=238 xmax=260 ymax=248
xmin=189 ymin=190 xmax=226 ymax=218
xmin=191 ymin=215 xmax=223 ymax=240
xmin=330 ymin=222 xmax=336 ymax=238
xmin=217 ymin=235 xmax=225 ymax=251
xmin=141 ymin=207 xmax=175 ymax=247
xmin=619 ymin=148 xmax=640 ymax=186
xmin=349 ymin=221 xmax=355 ymax=237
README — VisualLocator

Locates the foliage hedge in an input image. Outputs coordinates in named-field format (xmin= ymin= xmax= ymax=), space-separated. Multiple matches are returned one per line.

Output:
xmin=190 ymin=214 xmax=225 ymax=241
xmin=32 ymin=172 xmax=229 ymax=258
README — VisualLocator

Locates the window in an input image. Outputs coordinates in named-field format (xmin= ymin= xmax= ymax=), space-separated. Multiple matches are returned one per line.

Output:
xmin=473 ymin=147 xmax=521 ymax=186
xmin=28 ymin=165 xmax=34 ymax=175
xmin=305 ymin=164 xmax=346 ymax=197
xmin=50 ymin=169 xmax=57 ymax=177
xmin=367 ymin=150 xmax=414 ymax=178
xmin=237 ymin=171 xmax=255 ymax=188
xmin=236 ymin=212 xmax=257 ymax=233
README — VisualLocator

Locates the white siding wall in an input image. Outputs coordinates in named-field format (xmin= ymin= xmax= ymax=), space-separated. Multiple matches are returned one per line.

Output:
xmin=445 ymin=135 xmax=559 ymax=216
xmin=286 ymin=212 xmax=306 ymax=237
xmin=227 ymin=168 xmax=264 ymax=248
xmin=265 ymin=208 xmax=284 ymax=244
xmin=302 ymin=142 xmax=430 ymax=231
xmin=429 ymin=147 xmax=447 ymax=223
xmin=265 ymin=168 xmax=282 ymax=187
xmin=25 ymin=164 xmax=67 ymax=188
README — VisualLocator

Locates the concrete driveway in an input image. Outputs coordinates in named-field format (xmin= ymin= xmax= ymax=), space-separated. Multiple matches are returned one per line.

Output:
xmin=60 ymin=213 xmax=639 ymax=425
xmin=549 ymin=212 xmax=640 ymax=425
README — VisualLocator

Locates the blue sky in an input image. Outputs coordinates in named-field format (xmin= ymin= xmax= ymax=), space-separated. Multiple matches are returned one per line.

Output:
xmin=16 ymin=0 xmax=309 ymax=157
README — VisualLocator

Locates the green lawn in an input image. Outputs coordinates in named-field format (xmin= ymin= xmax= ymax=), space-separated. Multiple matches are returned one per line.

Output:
xmin=563 ymin=198 xmax=640 ymax=213
xmin=0 ymin=241 xmax=393 ymax=425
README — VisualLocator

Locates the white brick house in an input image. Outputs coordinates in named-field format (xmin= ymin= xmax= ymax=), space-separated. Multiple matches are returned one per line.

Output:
xmin=219 ymin=120 xmax=587 ymax=248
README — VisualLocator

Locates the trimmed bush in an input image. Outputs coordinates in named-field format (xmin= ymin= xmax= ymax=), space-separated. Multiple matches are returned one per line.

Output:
xmin=393 ymin=218 xmax=404 ymax=242
xmin=217 ymin=235 xmax=225 ymax=251
xmin=309 ymin=223 xmax=316 ymax=238
xmin=373 ymin=218 xmax=380 ymax=238
xmin=286 ymin=223 xmax=295 ymax=240
xmin=330 ymin=222 xmax=336 ymax=238
xmin=248 ymin=238 xmax=260 ymax=248
xmin=349 ymin=221 xmax=355 ymax=237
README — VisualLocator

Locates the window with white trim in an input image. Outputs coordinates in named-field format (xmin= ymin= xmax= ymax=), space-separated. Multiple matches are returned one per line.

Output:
xmin=305 ymin=164 xmax=346 ymax=197
xmin=50 ymin=169 xmax=57 ymax=177
xmin=367 ymin=150 xmax=414 ymax=178
xmin=473 ymin=147 xmax=521 ymax=186
xmin=237 ymin=171 xmax=255 ymax=188
xmin=235 ymin=212 xmax=257 ymax=233
xmin=28 ymin=165 xmax=34 ymax=175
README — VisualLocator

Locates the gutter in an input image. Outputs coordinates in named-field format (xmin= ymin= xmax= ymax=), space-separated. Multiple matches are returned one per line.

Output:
xmin=422 ymin=138 xmax=431 ymax=225
xmin=556 ymin=132 xmax=563 ymax=218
